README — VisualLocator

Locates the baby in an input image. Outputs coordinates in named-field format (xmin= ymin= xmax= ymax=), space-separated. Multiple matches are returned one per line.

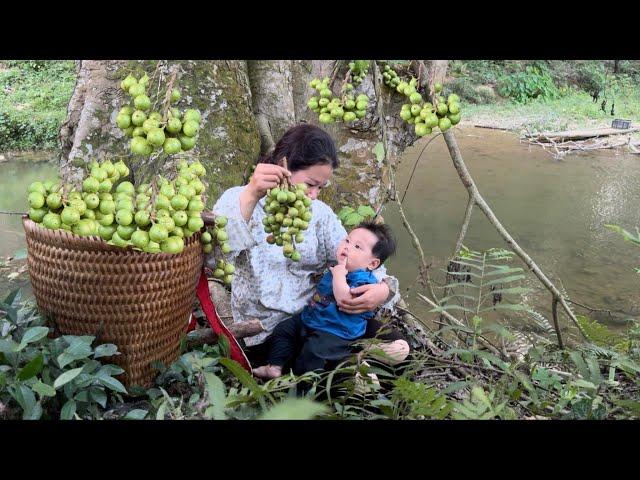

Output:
xmin=253 ymin=220 xmax=397 ymax=379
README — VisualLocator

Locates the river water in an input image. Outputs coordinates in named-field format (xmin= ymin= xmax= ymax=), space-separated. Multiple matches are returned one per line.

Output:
xmin=2 ymin=128 xmax=639 ymax=331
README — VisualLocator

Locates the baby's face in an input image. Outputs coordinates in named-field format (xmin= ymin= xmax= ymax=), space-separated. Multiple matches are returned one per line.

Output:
xmin=336 ymin=228 xmax=381 ymax=271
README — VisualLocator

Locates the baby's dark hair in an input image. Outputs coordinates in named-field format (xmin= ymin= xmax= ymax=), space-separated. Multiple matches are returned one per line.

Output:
xmin=357 ymin=220 xmax=396 ymax=265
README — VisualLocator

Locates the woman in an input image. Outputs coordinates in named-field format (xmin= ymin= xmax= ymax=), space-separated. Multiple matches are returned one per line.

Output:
xmin=209 ymin=123 xmax=409 ymax=367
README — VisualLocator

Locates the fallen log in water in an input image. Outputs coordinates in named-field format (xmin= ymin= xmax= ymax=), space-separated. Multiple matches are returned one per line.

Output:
xmin=524 ymin=126 xmax=639 ymax=142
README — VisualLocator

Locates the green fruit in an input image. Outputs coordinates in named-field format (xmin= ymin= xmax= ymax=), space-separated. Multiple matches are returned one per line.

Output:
xmin=202 ymin=243 xmax=212 ymax=253
xmin=415 ymin=123 xmax=429 ymax=137
xmin=130 ymin=137 xmax=152 ymax=156
xmin=132 ymin=126 xmax=146 ymax=137
xmin=201 ymin=231 xmax=212 ymax=244
xmin=46 ymin=192 xmax=62 ymax=209
xmin=99 ymin=199 xmax=116 ymax=215
xmin=28 ymin=182 xmax=47 ymax=195
xmin=223 ymin=275 xmax=233 ymax=285
xmin=161 ymin=236 xmax=184 ymax=254
xmin=131 ymin=110 xmax=147 ymax=126
xmin=171 ymin=194 xmax=189 ymax=211
xmin=121 ymin=75 xmax=137 ymax=92
xmin=171 ymin=88 xmax=181 ymax=103
xmin=98 ymin=213 xmax=114 ymax=227
xmin=438 ymin=117 xmax=452 ymax=132
xmin=187 ymin=216 xmax=204 ymax=232
xmin=178 ymin=185 xmax=196 ymax=200
xmin=149 ymin=224 xmax=169 ymax=243
xmin=98 ymin=224 xmax=116 ymax=241
xmin=448 ymin=113 xmax=461 ymax=125
xmin=290 ymin=251 xmax=301 ymax=262
xmin=28 ymin=192 xmax=45 ymax=209
xmin=215 ymin=215 xmax=227 ymax=227
xmin=142 ymin=118 xmax=160 ymax=133
xmin=82 ymin=209 xmax=96 ymax=220
xmin=119 ymin=105 xmax=134 ymax=116
xmin=131 ymin=229 xmax=150 ymax=249
xmin=134 ymin=94 xmax=151 ymax=111
xmin=75 ymin=219 xmax=96 ymax=237
xmin=224 ymin=264 xmax=235 ymax=275
xmin=116 ymin=224 xmax=136 ymax=240
xmin=115 ymin=209 xmax=133 ymax=226
xmin=436 ymin=102 xmax=448 ymax=115
xmin=166 ymin=117 xmax=182 ymax=134
xmin=128 ymin=83 xmax=145 ymax=97
xmin=283 ymin=243 xmax=294 ymax=255
xmin=434 ymin=82 xmax=443 ymax=93
xmin=221 ymin=242 xmax=231 ymax=254
xmin=83 ymin=177 xmax=100 ymax=193
xmin=448 ymin=103 xmax=460 ymax=115
xmin=179 ymin=135 xmax=196 ymax=151
xmin=116 ymin=113 xmax=131 ymax=129
xmin=134 ymin=210 xmax=151 ymax=227
xmin=98 ymin=179 xmax=113 ymax=193
xmin=28 ymin=207 xmax=47 ymax=223
xmin=216 ymin=230 xmax=228 ymax=242
xmin=400 ymin=109 xmax=412 ymax=121
xmin=182 ymin=120 xmax=199 ymax=137
xmin=188 ymin=198 xmax=204 ymax=212
xmin=144 ymin=241 xmax=161 ymax=253
xmin=448 ymin=94 xmax=460 ymax=104
xmin=84 ymin=193 xmax=100 ymax=209
xmin=109 ymin=232 xmax=128 ymax=247
xmin=355 ymin=100 xmax=368 ymax=111
xmin=146 ymin=127 xmax=166 ymax=147
xmin=213 ymin=268 xmax=225 ymax=279
xmin=43 ymin=212 xmax=61 ymax=230
xmin=409 ymin=92 xmax=422 ymax=104
xmin=343 ymin=111 xmax=357 ymax=122
xmin=410 ymin=104 xmax=421 ymax=116
xmin=183 ymin=109 xmax=201 ymax=123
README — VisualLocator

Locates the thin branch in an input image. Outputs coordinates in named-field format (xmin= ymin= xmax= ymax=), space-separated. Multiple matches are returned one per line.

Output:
xmin=551 ymin=296 xmax=564 ymax=349
xmin=442 ymin=129 xmax=588 ymax=343
xmin=566 ymin=299 xmax=616 ymax=319
xmin=400 ymin=132 xmax=443 ymax=204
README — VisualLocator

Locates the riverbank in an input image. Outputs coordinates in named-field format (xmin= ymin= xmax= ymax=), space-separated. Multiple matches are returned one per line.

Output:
xmin=461 ymin=91 xmax=640 ymax=141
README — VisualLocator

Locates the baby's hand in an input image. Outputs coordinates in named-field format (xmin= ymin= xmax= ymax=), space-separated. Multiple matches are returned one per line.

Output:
xmin=330 ymin=256 xmax=348 ymax=276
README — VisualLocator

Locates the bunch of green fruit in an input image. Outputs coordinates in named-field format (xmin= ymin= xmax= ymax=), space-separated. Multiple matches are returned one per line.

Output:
xmin=397 ymin=80 xmax=462 ymax=137
xmin=262 ymin=182 xmax=312 ymax=261
xmin=211 ymin=258 xmax=235 ymax=286
xmin=307 ymin=77 xmax=370 ymax=124
xmin=382 ymin=64 xmax=401 ymax=89
xmin=27 ymin=159 xmax=130 ymax=235
xmin=27 ymin=159 xmax=209 ymax=255
xmin=348 ymin=60 xmax=369 ymax=86
xmin=116 ymin=72 xmax=201 ymax=157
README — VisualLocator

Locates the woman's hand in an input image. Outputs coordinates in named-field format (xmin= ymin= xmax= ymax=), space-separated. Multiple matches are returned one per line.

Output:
xmin=245 ymin=163 xmax=291 ymax=201
xmin=336 ymin=281 xmax=390 ymax=314
xmin=240 ymin=163 xmax=291 ymax=221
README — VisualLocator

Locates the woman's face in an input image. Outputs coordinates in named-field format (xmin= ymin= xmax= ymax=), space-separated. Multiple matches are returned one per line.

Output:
xmin=289 ymin=163 xmax=333 ymax=200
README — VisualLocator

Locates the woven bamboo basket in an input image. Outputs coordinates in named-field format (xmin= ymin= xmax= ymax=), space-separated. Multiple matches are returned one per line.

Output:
xmin=22 ymin=216 xmax=204 ymax=389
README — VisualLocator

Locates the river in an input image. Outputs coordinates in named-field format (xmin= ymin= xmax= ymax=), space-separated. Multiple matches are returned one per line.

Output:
xmin=2 ymin=129 xmax=639 ymax=332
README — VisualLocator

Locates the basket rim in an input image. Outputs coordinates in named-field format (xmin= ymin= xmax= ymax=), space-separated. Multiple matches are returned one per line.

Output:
xmin=22 ymin=215 xmax=201 ymax=257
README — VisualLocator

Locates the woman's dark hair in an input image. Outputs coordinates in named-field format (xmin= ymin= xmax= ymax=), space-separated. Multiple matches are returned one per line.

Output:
xmin=357 ymin=221 xmax=397 ymax=265
xmin=258 ymin=124 xmax=339 ymax=172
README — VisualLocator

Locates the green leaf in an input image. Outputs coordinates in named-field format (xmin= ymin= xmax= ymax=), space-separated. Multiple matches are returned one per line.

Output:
xmin=219 ymin=358 xmax=265 ymax=398
xmin=344 ymin=212 xmax=363 ymax=227
xmin=3 ymin=288 xmax=21 ymax=306
xmin=0 ymin=338 xmax=19 ymax=353
xmin=18 ymin=326 xmax=49 ymax=348
xmin=31 ymin=381 xmax=56 ymax=398
xmin=259 ymin=398 xmax=328 ymax=420
xmin=484 ymin=275 xmax=525 ymax=286
xmin=337 ymin=206 xmax=355 ymax=221
xmin=17 ymin=354 xmax=44 ymax=381
xmin=484 ymin=267 xmax=524 ymax=276
xmin=430 ymin=305 xmax=475 ymax=313
xmin=441 ymin=270 xmax=481 ymax=279
xmin=569 ymin=351 xmax=590 ymax=380
xmin=356 ymin=205 xmax=376 ymax=218
xmin=53 ymin=367 xmax=84 ymax=389
xmin=437 ymin=294 xmax=477 ymax=304
xmin=573 ymin=379 xmax=598 ymax=391
xmin=481 ymin=287 xmax=533 ymax=297
xmin=60 ymin=399 xmax=77 ymax=420
xmin=480 ymin=303 xmax=530 ymax=313
xmin=57 ymin=339 xmax=94 ymax=368
xmin=89 ymin=387 xmax=107 ymax=408
xmin=11 ymin=384 xmax=36 ymax=419
xmin=123 ymin=409 xmax=148 ymax=420
xmin=483 ymin=324 xmax=516 ymax=342
xmin=373 ymin=142 xmax=385 ymax=164
xmin=97 ymin=375 xmax=127 ymax=394
xmin=203 ymin=372 xmax=227 ymax=420
xmin=448 ymin=259 xmax=485 ymax=270
xmin=93 ymin=343 xmax=118 ymax=359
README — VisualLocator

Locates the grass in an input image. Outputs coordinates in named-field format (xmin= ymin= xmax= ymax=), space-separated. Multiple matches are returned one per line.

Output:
xmin=0 ymin=61 xmax=77 ymax=151
xmin=463 ymin=89 xmax=640 ymax=134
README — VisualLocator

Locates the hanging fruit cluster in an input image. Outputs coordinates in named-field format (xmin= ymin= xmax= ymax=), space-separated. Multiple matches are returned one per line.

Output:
xmin=116 ymin=72 xmax=201 ymax=156
xmin=262 ymin=177 xmax=312 ymax=262
xmin=307 ymin=77 xmax=371 ymax=125
xmin=382 ymin=64 xmax=401 ymax=89
xmin=27 ymin=159 xmax=209 ymax=255
xmin=398 ymin=81 xmax=462 ymax=137
xmin=201 ymin=215 xmax=234 ymax=285
xmin=348 ymin=60 xmax=369 ymax=86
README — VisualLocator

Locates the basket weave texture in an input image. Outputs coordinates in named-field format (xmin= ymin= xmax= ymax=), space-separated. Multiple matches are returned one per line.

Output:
xmin=22 ymin=217 xmax=204 ymax=389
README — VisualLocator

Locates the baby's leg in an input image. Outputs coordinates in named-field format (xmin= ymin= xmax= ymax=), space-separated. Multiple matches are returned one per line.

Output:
xmin=252 ymin=315 xmax=304 ymax=379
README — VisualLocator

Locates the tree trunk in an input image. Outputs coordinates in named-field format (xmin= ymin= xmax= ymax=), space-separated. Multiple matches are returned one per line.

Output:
xmin=60 ymin=60 xmax=432 ymax=210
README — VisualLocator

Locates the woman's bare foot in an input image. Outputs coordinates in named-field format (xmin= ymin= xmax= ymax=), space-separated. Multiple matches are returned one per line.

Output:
xmin=252 ymin=364 xmax=283 ymax=379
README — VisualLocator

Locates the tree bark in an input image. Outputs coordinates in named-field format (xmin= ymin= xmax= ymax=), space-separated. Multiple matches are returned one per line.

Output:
xmin=59 ymin=60 xmax=430 ymax=211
